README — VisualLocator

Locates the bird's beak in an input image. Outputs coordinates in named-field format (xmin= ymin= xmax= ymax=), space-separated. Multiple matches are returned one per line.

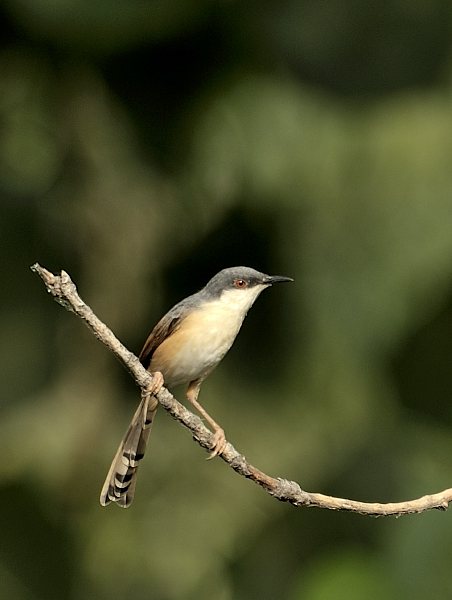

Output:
xmin=264 ymin=275 xmax=293 ymax=285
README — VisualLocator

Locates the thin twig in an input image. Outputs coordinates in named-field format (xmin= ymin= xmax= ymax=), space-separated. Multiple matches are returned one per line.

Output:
xmin=31 ymin=263 xmax=452 ymax=516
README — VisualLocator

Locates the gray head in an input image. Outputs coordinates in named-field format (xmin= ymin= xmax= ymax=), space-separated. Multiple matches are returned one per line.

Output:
xmin=202 ymin=266 xmax=293 ymax=300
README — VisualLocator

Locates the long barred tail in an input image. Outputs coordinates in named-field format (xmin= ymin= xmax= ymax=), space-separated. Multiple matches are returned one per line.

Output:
xmin=100 ymin=394 xmax=158 ymax=508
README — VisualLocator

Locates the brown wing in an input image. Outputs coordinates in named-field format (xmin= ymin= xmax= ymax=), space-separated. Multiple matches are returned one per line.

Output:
xmin=138 ymin=313 xmax=182 ymax=369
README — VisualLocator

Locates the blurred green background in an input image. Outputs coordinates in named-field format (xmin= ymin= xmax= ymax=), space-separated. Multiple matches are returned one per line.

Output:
xmin=2 ymin=0 xmax=452 ymax=598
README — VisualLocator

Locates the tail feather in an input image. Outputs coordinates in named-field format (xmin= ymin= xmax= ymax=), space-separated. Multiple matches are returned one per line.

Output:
xmin=100 ymin=395 xmax=158 ymax=508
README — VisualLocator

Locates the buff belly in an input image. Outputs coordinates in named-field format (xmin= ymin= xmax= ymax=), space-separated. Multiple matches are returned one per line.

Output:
xmin=149 ymin=302 xmax=247 ymax=387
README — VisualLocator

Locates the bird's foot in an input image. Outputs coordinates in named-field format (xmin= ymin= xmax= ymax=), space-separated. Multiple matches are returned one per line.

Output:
xmin=206 ymin=427 xmax=227 ymax=459
xmin=146 ymin=371 xmax=164 ymax=395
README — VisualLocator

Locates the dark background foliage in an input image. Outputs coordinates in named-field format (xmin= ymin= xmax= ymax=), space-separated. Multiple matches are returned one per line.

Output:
xmin=2 ymin=1 xmax=452 ymax=598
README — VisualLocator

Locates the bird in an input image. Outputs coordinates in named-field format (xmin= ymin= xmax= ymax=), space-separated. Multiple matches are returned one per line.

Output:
xmin=100 ymin=266 xmax=293 ymax=507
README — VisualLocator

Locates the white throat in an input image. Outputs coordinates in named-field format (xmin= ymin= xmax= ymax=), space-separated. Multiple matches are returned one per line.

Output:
xmin=218 ymin=284 xmax=269 ymax=315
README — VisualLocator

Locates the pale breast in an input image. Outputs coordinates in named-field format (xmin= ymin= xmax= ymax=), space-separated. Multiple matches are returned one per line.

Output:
xmin=149 ymin=300 xmax=246 ymax=387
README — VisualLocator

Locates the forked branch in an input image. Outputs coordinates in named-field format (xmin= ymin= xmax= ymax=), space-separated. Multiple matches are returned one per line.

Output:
xmin=31 ymin=263 xmax=452 ymax=516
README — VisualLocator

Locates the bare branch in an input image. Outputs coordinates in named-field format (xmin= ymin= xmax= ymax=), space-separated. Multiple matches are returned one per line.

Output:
xmin=31 ymin=263 xmax=452 ymax=516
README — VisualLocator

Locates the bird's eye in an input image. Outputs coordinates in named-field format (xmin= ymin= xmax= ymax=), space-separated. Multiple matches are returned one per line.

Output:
xmin=235 ymin=279 xmax=247 ymax=288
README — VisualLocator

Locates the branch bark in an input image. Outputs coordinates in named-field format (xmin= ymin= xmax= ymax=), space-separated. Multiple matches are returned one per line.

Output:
xmin=31 ymin=263 xmax=452 ymax=516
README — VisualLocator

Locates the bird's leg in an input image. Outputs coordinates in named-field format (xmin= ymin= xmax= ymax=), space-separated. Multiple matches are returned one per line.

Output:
xmin=186 ymin=380 xmax=227 ymax=458
xmin=140 ymin=371 xmax=164 ymax=428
